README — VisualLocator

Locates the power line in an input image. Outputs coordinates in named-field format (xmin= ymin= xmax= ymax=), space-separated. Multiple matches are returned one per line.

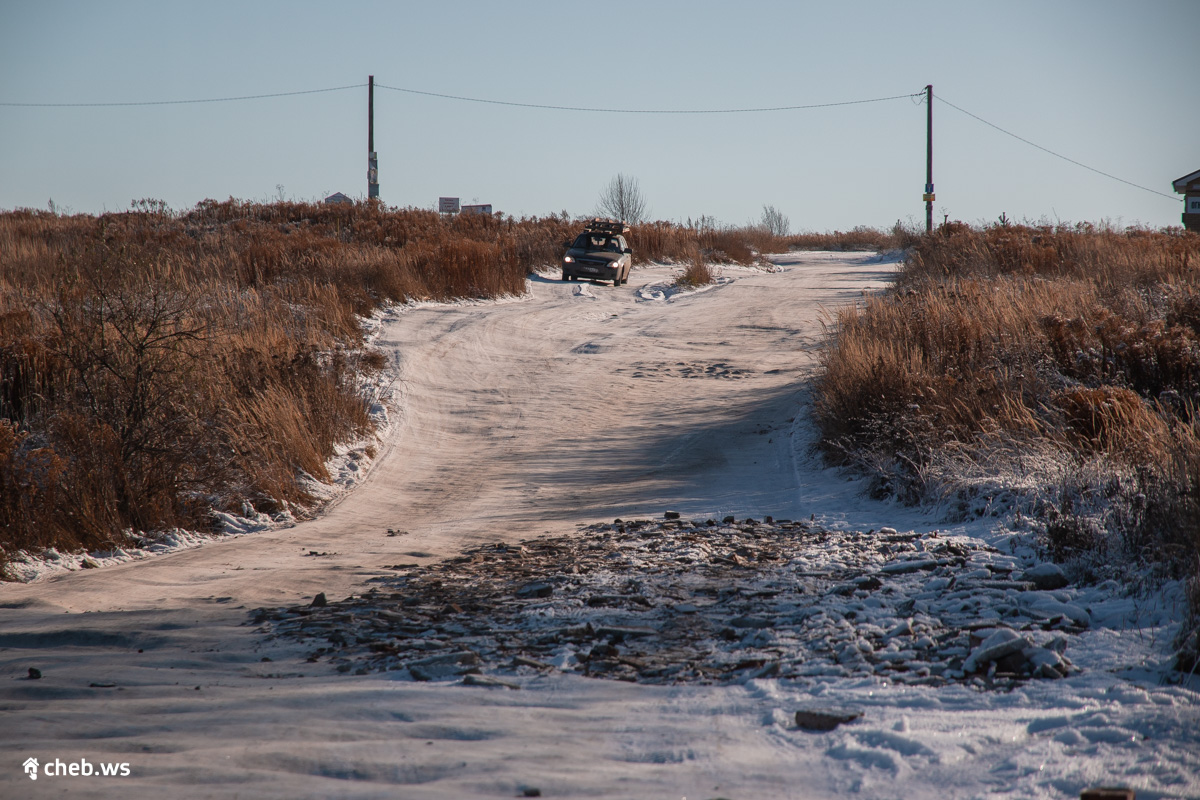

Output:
xmin=374 ymin=83 xmax=925 ymax=114
xmin=935 ymin=92 xmax=1178 ymax=202
xmin=0 ymin=84 xmax=365 ymax=107
xmin=4 ymin=78 xmax=1177 ymax=208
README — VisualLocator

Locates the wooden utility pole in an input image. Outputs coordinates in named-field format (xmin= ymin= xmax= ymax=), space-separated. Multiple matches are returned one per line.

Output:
xmin=924 ymin=84 xmax=933 ymax=233
xmin=368 ymin=75 xmax=379 ymax=199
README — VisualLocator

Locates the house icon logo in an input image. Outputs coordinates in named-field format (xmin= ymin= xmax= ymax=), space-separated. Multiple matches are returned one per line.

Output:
xmin=23 ymin=757 xmax=39 ymax=780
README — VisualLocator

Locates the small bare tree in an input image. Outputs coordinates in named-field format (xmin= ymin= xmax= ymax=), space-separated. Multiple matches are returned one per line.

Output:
xmin=596 ymin=173 xmax=648 ymax=225
xmin=761 ymin=204 xmax=790 ymax=237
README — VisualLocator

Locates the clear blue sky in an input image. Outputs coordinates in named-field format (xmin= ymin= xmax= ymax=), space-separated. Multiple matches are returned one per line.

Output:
xmin=2 ymin=0 xmax=1196 ymax=230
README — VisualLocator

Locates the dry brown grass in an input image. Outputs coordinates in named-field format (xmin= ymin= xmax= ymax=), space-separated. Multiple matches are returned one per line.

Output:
xmin=787 ymin=224 xmax=918 ymax=252
xmin=0 ymin=200 xmax=905 ymax=577
xmin=674 ymin=245 xmax=716 ymax=289
xmin=817 ymin=223 xmax=1200 ymax=465
xmin=813 ymin=221 xmax=1200 ymax=664
xmin=0 ymin=200 xmax=581 ymax=572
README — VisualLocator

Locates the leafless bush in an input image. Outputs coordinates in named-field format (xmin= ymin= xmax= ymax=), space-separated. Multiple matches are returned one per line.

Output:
xmin=675 ymin=246 xmax=716 ymax=288
xmin=596 ymin=174 xmax=648 ymax=225
xmin=761 ymin=205 xmax=790 ymax=237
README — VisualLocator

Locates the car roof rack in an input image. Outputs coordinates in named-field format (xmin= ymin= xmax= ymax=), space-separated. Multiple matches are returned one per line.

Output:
xmin=581 ymin=218 xmax=630 ymax=235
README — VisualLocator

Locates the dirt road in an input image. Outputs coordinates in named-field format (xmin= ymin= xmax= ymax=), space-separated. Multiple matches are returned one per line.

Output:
xmin=1 ymin=253 xmax=902 ymax=798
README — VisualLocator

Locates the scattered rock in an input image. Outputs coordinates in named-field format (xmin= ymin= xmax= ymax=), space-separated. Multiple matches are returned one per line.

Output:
xmin=81 ymin=559 xmax=99 ymax=569
xmin=1022 ymin=563 xmax=1070 ymax=591
xmin=881 ymin=558 xmax=940 ymax=574
xmin=1079 ymin=788 xmax=1134 ymax=800
xmin=27 ymin=668 xmax=41 ymax=680
xmin=310 ymin=592 xmax=328 ymax=608
xmin=462 ymin=674 xmax=520 ymax=689
xmin=963 ymin=628 xmax=1028 ymax=673
xmin=408 ymin=651 xmax=480 ymax=681
xmin=259 ymin=517 xmax=1087 ymax=689
xmin=795 ymin=707 xmax=863 ymax=731
xmin=513 ymin=656 xmax=553 ymax=670
xmin=516 ymin=582 xmax=553 ymax=599
xmin=664 ymin=511 xmax=681 ymax=520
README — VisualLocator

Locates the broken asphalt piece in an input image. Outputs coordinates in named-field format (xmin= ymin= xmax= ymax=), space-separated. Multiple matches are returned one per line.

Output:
xmin=880 ymin=558 xmax=940 ymax=574
xmin=310 ymin=592 xmax=328 ymax=608
xmin=462 ymin=674 xmax=520 ymax=690
xmin=258 ymin=517 xmax=1088 ymax=689
xmin=963 ymin=628 xmax=1027 ymax=673
xmin=513 ymin=656 xmax=553 ymax=670
xmin=408 ymin=651 xmax=480 ymax=682
xmin=1080 ymin=789 xmax=1135 ymax=800
xmin=1021 ymin=562 xmax=1070 ymax=591
xmin=27 ymin=668 xmax=41 ymax=680
xmin=795 ymin=707 xmax=863 ymax=731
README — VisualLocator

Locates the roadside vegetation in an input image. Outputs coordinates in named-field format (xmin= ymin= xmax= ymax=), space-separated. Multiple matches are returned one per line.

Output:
xmin=0 ymin=199 xmax=903 ymax=577
xmin=813 ymin=221 xmax=1200 ymax=667
xmin=674 ymin=245 xmax=717 ymax=289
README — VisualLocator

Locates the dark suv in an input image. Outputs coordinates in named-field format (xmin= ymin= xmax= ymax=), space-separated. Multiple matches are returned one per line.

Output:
xmin=561 ymin=219 xmax=632 ymax=287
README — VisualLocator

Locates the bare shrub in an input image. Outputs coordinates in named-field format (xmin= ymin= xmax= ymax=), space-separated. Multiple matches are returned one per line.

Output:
xmin=761 ymin=205 xmax=790 ymax=237
xmin=675 ymin=246 xmax=715 ymax=289
xmin=596 ymin=174 xmax=648 ymax=225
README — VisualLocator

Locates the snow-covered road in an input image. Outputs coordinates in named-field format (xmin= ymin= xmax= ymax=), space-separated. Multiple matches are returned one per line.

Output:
xmin=2 ymin=253 xmax=1196 ymax=799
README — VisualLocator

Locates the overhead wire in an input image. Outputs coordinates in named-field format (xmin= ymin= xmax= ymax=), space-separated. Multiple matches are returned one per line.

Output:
xmin=933 ymin=92 xmax=1178 ymax=202
xmin=0 ymin=84 xmax=366 ymax=107
xmin=2 ymin=79 xmax=1178 ymax=206
xmin=373 ymin=83 xmax=925 ymax=114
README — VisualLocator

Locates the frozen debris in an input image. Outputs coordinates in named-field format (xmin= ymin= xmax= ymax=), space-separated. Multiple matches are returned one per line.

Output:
xmin=794 ymin=707 xmax=863 ymax=731
xmin=461 ymin=674 xmax=520 ymax=690
xmin=1021 ymin=562 xmax=1070 ymax=591
xmin=1079 ymin=789 xmax=1135 ymax=800
xmin=963 ymin=629 xmax=1027 ymax=673
xmin=256 ymin=517 xmax=1089 ymax=688
xmin=408 ymin=651 xmax=480 ymax=681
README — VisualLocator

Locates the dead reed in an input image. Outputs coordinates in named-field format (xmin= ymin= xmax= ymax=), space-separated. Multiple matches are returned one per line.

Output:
xmin=674 ymin=245 xmax=716 ymax=288
xmin=813 ymin=221 xmax=1200 ymax=666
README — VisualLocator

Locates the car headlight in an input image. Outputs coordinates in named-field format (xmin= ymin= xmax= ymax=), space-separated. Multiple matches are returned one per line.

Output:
xmin=563 ymin=256 xmax=574 ymax=263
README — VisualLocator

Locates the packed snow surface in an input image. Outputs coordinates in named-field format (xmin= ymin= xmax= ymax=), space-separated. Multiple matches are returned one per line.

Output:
xmin=1 ymin=253 xmax=1196 ymax=799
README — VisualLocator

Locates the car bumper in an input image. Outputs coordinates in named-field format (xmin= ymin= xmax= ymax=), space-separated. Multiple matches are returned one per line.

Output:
xmin=564 ymin=262 xmax=621 ymax=279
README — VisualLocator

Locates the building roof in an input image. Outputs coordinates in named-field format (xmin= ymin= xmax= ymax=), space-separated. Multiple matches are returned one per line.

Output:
xmin=1173 ymin=170 xmax=1200 ymax=194
xmin=324 ymin=192 xmax=352 ymax=204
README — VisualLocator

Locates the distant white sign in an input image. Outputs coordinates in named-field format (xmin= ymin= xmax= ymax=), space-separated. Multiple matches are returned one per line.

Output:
xmin=439 ymin=197 xmax=460 ymax=214
xmin=462 ymin=204 xmax=492 ymax=216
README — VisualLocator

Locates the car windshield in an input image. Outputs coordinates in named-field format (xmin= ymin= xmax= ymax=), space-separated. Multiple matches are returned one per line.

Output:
xmin=571 ymin=234 xmax=623 ymax=252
